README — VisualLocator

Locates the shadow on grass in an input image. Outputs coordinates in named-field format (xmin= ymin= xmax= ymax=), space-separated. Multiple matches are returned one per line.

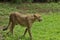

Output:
xmin=18 ymin=36 xmax=30 ymax=40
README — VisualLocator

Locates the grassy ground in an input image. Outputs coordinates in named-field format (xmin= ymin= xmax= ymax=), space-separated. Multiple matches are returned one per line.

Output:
xmin=0 ymin=3 xmax=60 ymax=40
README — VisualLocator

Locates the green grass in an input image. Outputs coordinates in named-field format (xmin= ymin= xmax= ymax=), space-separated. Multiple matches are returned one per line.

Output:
xmin=0 ymin=3 xmax=60 ymax=40
xmin=3 ymin=13 xmax=60 ymax=40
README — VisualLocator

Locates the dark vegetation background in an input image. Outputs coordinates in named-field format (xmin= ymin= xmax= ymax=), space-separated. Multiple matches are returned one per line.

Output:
xmin=0 ymin=0 xmax=60 ymax=3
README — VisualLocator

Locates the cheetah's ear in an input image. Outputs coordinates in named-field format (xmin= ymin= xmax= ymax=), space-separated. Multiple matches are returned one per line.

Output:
xmin=34 ymin=14 xmax=38 ymax=17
